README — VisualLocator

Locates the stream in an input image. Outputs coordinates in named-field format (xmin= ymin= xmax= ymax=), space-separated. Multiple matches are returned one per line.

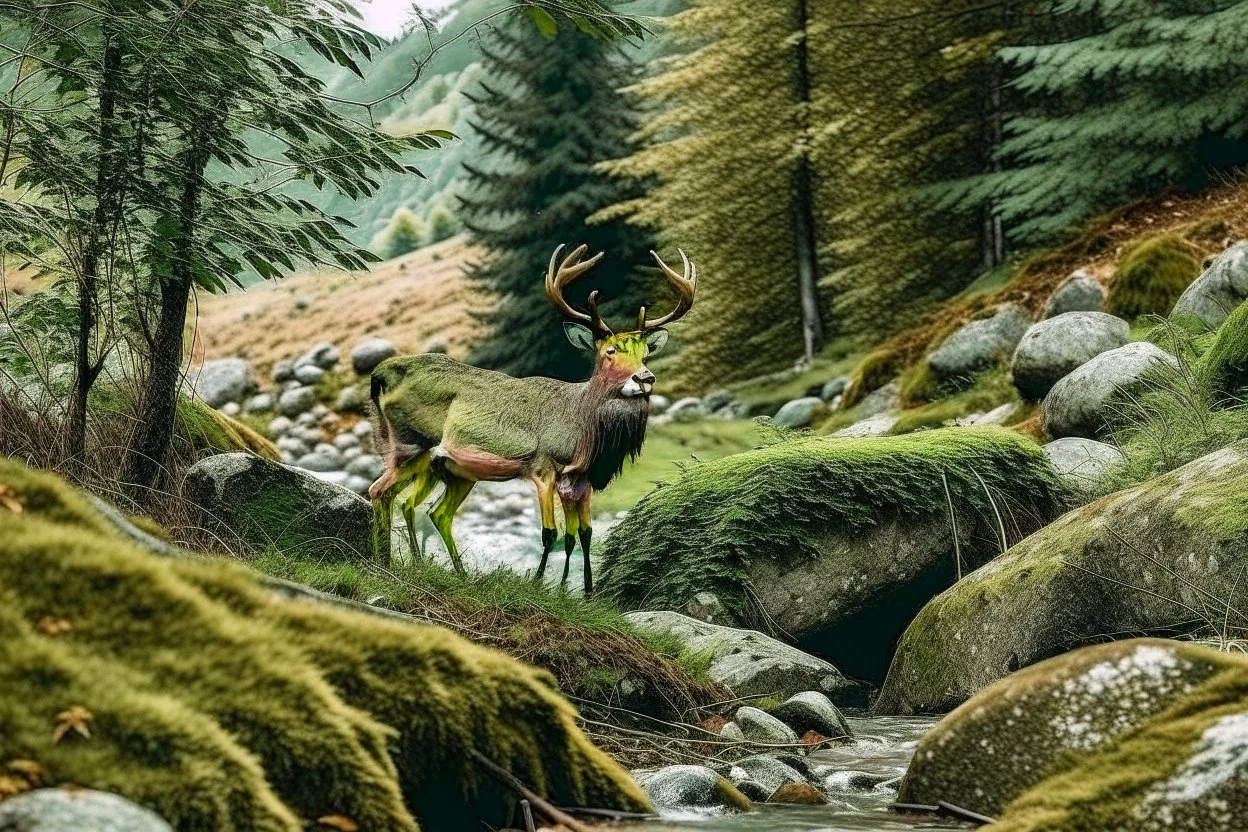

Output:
xmin=633 ymin=715 xmax=942 ymax=832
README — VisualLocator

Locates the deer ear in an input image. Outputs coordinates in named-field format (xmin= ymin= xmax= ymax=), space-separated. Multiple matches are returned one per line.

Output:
xmin=564 ymin=322 xmax=597 ymax=353
xmin=644 ymin=328 xmax=670 ymax=355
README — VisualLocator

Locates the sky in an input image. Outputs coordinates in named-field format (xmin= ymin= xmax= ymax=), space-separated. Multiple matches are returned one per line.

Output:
xmin=356 ymin=0 xmax=457 ymax=39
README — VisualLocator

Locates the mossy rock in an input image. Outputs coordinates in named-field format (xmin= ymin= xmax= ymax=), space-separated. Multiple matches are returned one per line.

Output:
xmin=1106 ymin=235 xmax=1202 ymax=321
xmin=876 ymin=442 xmax=1248 ymax=715
xmin=0 ymin=456 xmax=650 ymax=830
xmin=899 ymin=638 xmax=1248 ymax=831
xmin=177 ymin=397 xmax=279 ymax=460
xmin=1198 ymin=299 xmax=1248 ymax=405
xmin=599 ymin=428 xmax=1071 ymax=683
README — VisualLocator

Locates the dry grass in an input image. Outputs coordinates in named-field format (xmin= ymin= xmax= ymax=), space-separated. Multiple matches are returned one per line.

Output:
xmin=190 ymin=235 xmax=489 ymax=379
xmin=846 ymin=176 xmax=1248 ymax=401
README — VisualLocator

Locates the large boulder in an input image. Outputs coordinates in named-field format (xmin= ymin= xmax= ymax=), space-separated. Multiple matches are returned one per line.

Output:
xmin=0 ymin=458 xmax=652 ymax=830
xmin=602 ymin=429 xmax=1071 ymax=684
xmin=875 ymin=442 xmax=1248 ymax=715
xmin=1043 ymin=269 xmax=1105 ymax=319
xmin=1010 ymin=312 xmax=1130 ymax=400
xmin=193 ymin=357 xmax=253 ymax=408
xmin=352 ymin=337 xmax=398 ymax=376
xmin=897 ymin=639 xmax=1248 ymax=831
xmin=1043 ymin=341 xmax=1178 ymax=439
xmin=183 ymin=453 xmax=372 ymax=560
xmin=772 ymin=396 xmax=823 ymax=429
xmin=623 ymin=611 xmax=869 ymax=706
xmin=0 ymin=790 xmax=173 ymax=832
xmin=927 ymin=304 xmax=1032 ymax=380
xmin=1171 ymin=241 xmax=1248 ymax=329
xmin=1043 ymin=437 xmax=1126 ymax=496
xmin=635 ymin=766 xmax=751 ymax=815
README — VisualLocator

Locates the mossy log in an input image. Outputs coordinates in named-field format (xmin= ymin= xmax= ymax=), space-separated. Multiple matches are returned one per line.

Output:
xmin=0 ymin=457 xmax=650 ymax=831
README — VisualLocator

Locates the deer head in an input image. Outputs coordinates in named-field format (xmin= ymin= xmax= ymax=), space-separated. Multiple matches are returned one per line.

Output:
xmin=546 ymin=244 xmax=697 ymax=398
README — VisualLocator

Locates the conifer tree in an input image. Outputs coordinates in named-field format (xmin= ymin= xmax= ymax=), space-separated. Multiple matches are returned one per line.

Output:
xmin=374 ymin=208 xmax=428 ymax=259
xmin=460 ymin=19 xmax=653 ymax=381
xmin=600 ymin=0 xmax=826 ymax=387
xmin=982 ymin=0 xmax=1248 ymax=243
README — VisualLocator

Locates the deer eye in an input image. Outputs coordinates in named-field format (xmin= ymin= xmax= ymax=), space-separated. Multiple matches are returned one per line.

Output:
xmin=605 ymin=346 xmax=616 ymax=355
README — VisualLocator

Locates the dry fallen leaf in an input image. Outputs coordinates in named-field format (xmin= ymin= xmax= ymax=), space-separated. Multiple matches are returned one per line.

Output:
xmin=37 ymin=617 xmax=72 ymax=637
xmin=0 ymin=485 xmax=23 ymax=514
xmin=7 ymin=759 xmax=46 ymax=784
xmin=0 ymin=774 xmax=31 ymax=799
xmin=316 ymin=815 xmax=360 ymax=832
xmin=52 ymin=706 xmax=93 ymax=743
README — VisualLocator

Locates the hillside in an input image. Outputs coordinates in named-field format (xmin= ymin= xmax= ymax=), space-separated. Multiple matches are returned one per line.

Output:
xmin=192 ymin=236 xmax=486 ymax=378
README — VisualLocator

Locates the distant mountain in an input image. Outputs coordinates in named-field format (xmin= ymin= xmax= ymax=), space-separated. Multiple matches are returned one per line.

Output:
xmin=287 ymin=0 xmax=684 ymax=251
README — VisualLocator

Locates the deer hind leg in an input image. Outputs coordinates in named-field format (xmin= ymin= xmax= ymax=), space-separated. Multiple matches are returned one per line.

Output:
xmin=429 ymin=474 xmax=475 ymax=575
xmin=532 ymin=471 xmax=558 ymax=582
xmin=577 ymin=493 xmax=594 ymax=596
xmin=399 ymin=454 xmax=440 ymax=560
xmin=559 ymin=495 xmax=580 ymax=589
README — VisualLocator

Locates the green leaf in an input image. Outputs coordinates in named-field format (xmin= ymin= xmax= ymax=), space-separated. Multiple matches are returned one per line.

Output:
xmin=526 ymin=7 xmax=559 ymax=38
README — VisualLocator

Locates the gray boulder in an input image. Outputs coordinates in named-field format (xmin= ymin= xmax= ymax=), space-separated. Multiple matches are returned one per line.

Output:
xmin=271 ymin=358 xmax=295 ymax=383
xmin=335 ymin=385 xmax=364 ymax=413
xmin=267 ymin=415 xmax=293 ymax=437
xmin=858 ymin=380 xmax=900 ymax=418
xmin=1043 ymin=437 xmax=1126 ymax=496
xmin=927 ymin=304 xmax=1032 ymax=379
xmin=293 ymin=364 xmax=325 ymax=385
xmin=1043 ymin=341 xmax=1178 ymax=439
xmin=635 ymin=765 xmax=752 ymax=815
xmin=1172 ymin=241 xmax=1248 ymax=329
xmin=295 ymin=444 xmax=344 ymax=473
xmin=194 ymin=357 xmax=252 ymax=408
xmin=719 ymin=721 xmax=746 ymax=743
xmin=735 ymin=706 xmax=800 ymax=748
xmin=820 ymin=375 xmax=850 ymax=402
xmin=294 ymin=341 xmax=340 ymax=371
xmin=278 ymin=386 xmax=317 ymax=418
xmin=346 ymin=453 xmax=385 ymax=481
xmin=351 ymin=337 xmax=397 ymax=375
xmin=1043 ymin=270 xmax=1105 ymax=319
xmin=1011 ymin=312 xmax=1130 ymax=400
xmin=727 ymin=756 xmax=806 ymax=799
xmin=832 ymin=413 xmax=897 ymax=438
xmin=649 ymin=394 xmax=671 ymax=415
xmin=244 ymin=392 xmax=273 ymax=413
xmin=772 ymin=396 xmax=823 ymax=429
xmin=183 ymin=453 xmax=372 ymax=560
xmin=0 ymin=790 xmax=172 ymax=832
xmin=770 ymin=691 xmax=852 ymax=741
xmin=666 ymin=397 xmax=704 ymax=422
xmin=623 ymin=611 xmax=869 ymax=706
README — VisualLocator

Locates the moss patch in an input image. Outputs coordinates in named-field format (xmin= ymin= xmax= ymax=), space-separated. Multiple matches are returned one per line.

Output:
xmin=1198 ymin=299 xmax=1248 ymax=405
xmin=0 ymin=457 xmax=650 ymax=830
xmin=598 ymin=427 xmax=1070 ymax=619
xmin=177 ymin=397 xmax=279 ymax=460
xmin=900 ymin=639 xmax=1248 ymax=832
xmin=1106 ymin=235 xmax=1202 ymax=321
xmin=889 ymin=368 xmax=1021 ymax=435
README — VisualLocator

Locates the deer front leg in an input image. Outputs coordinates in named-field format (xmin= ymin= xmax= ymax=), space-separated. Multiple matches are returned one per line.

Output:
xmin=399 ymin=454 xmax=439 ymax=560
xmin=428 ymin=474 xmax=475 ymax=575
xmin=577 ymin=493 xmax=594 ymax=596
xmin=559 ymin=495 xmax=580 ymax=589
xmin=532 ymin=472 xmax=557 ymax=582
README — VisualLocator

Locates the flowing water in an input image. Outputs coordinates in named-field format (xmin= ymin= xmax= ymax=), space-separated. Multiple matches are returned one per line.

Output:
xmin=632 ymin=715 xmax=943 ymax=832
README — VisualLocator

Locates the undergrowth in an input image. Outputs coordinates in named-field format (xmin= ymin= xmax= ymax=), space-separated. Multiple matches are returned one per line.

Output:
xmin=598 ymin=427 xmax=1071 ymax=618
xmin=888 ymin=368 xmax=1022 ymax=435
xmin=250 ymin=552 xmax=726 ymax=722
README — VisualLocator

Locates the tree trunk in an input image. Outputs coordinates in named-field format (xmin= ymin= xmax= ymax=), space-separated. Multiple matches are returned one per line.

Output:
xmin=981 ymin=66 xmax=1006 ymax=270
xmin=123 ymin=139 xmax=207 ymax=500
xmin=792 ymin=0 xmax=824 ymax=364
xmin=66 ymin=36 xmax=124 ymax=466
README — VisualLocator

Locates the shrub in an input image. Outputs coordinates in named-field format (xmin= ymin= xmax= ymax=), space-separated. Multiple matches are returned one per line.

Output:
xmin=598 ymin=427 xmax=1070 ymax=617
xmin=1105 ymin=235 xmax=1201 ymax=321
xmin=425 ymin=203 xmax=459 ymax=244
xmin=0 ymin=458 xmax=651 ymax=830
xmin=371 ymin=208 xmax=426 ymax=260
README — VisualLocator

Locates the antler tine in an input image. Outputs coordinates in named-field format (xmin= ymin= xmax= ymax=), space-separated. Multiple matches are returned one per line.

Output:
xmin=546 ymin=244 xmax=611 ymax=334
xmin=641 ymin=248 xmax=697 ymax=330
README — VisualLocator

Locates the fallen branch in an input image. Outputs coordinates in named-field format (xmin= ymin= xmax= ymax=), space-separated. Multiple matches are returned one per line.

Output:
xmin=469 ymin=749 xmax=595 ymax=832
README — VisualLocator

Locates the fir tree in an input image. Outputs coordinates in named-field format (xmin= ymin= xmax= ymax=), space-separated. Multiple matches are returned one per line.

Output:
xmin=600 ymin=0 xmax=826 ymax=388
xmin=460 ymin=19 xmax=653 ymax=381
xmin=984 ymin=0 xmax=1248 ymax=242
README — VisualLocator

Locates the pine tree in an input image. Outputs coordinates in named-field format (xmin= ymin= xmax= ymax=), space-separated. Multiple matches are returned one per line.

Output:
xmin=600 ymin=0 xmax=826 ymax=388
xmin=984 ymin=0 xmax=1248 ymax=242
xmin=460 ymin=19 xmax=654 ymax=381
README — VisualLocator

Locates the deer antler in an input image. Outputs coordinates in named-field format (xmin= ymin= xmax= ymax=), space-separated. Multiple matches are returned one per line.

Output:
xmin=638 ymin=249 xmax=697 ymax=331
xmin=546 ymin=244 xmax=611 ymax=335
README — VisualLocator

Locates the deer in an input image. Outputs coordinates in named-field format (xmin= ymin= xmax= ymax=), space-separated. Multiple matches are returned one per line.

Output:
xmin=367 ymin=243 xmax=697 ymax=594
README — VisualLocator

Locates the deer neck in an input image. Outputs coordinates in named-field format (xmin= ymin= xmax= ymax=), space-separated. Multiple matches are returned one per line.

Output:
xmin=567 ymin=367 xmax=649 ymax=491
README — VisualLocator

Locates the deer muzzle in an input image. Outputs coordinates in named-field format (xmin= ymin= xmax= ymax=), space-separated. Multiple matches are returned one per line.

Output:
xmin=621 ymin=368 xmax=655 ymax=398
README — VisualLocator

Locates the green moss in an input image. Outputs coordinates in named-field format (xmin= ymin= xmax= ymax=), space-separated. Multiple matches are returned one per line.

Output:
xmin=1197 ymin=299 xmax=1248 ymax=405
xmin=713 ymin=778 xmax=754 ymax=813
xmin=1106 ymin=235 xmax=1202 ymax=321
xmin=889 ymin=368 xmax=1021 ymax=435
xmin=0 ymin=457 xmax=651 ymax=829
xmin=841 ymin=347 xmax=904 ymax=409
xmin=177 ymin=397 xmax=279 ymax=460
xmin=599 ymin=427 xmax=1071 ymax=617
